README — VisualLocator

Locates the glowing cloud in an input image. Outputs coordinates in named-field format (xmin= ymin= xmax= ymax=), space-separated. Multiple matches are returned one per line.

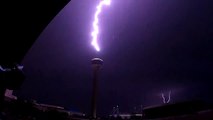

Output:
xmin=91 ymin=0 xmax=111 ymax=52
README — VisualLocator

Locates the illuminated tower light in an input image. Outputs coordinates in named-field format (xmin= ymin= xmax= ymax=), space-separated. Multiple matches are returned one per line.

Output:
xmin=91 ymin=0 xmax=111 ymax=52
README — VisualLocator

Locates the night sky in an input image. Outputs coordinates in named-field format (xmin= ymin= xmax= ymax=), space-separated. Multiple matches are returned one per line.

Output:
xmin=16 ymin=0 xmax=213 ymax=115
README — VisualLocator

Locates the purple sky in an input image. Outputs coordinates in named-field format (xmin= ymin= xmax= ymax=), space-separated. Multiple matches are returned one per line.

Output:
xmin=16 ymin=0 xmax=213 ymax=115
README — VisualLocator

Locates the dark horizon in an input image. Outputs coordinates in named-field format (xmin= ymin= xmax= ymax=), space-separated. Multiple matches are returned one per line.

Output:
xmin=13 ymin=0 xmax=213 ymax=115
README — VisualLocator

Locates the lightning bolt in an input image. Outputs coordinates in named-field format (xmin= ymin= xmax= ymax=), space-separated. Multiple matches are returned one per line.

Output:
xmin=161 ymin=93 xmax=166 ymax=103
xmin=161 ymin=91 xmax=171 ymax=103
xmin=91 ymin=0 xmax=111 ymax=52
xmin=167 ymin=91 xmax=171 ymax=103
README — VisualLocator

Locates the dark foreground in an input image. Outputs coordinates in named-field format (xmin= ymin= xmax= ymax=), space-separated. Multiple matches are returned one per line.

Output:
xmin=0 ymin=97 xmax=213 ymax=120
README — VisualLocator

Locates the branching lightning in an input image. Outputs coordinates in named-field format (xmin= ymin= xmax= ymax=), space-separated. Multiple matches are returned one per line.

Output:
xmin=161 ymin=93 xmax=166 ymax=103
xmin=161 ymin=91 xmax=171 ymax=103
xmin=91 ymin=0 xmax=111 ymax=52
